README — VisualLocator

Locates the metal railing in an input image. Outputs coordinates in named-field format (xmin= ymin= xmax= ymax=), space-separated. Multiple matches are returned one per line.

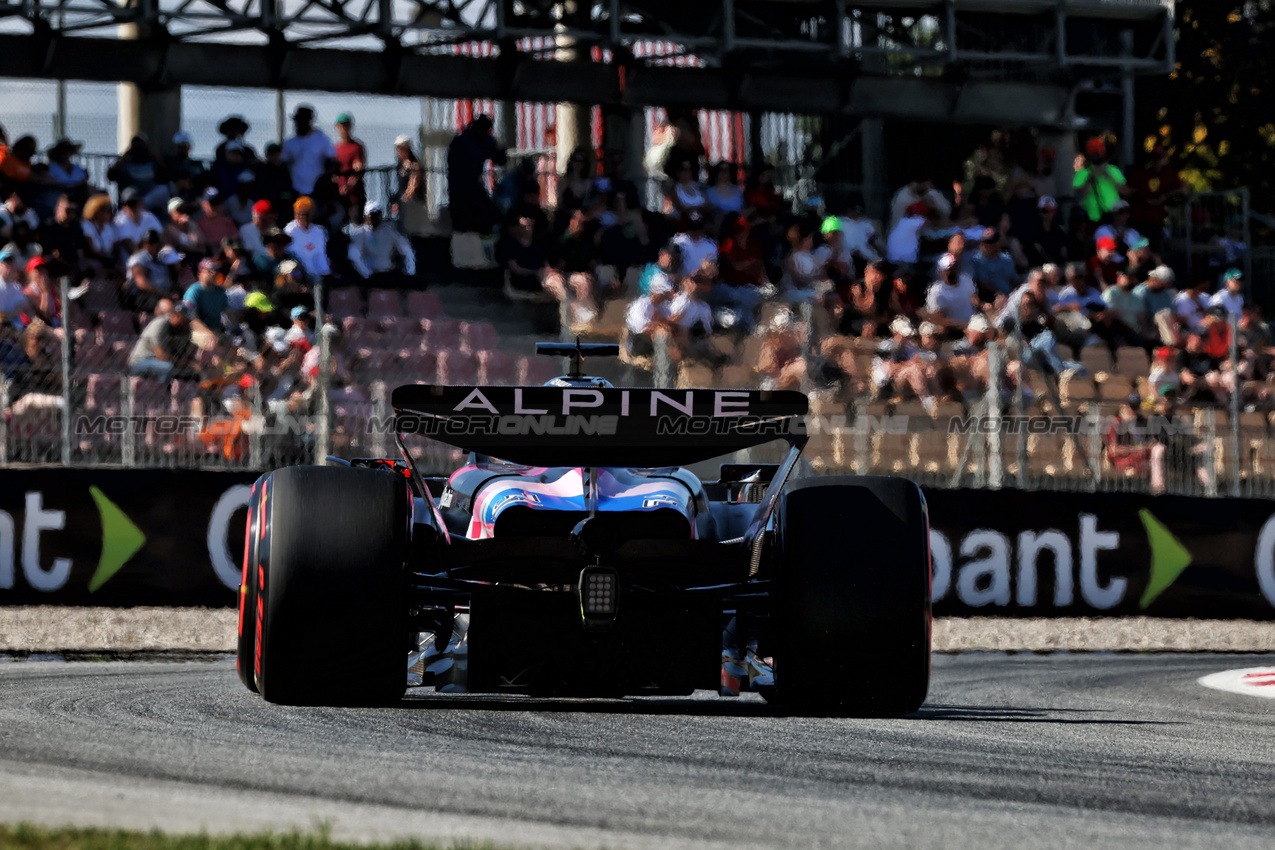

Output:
xmin=5 ymin=282 xmax=1275 ymax=498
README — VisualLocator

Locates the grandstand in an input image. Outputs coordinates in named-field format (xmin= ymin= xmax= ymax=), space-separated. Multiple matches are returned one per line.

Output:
xmin=4 ymin=0 xmax=1271 ymax=498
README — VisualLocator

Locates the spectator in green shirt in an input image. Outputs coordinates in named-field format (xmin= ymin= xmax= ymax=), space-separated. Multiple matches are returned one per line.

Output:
xmin=1073 ymin=138 xmax=1130 ymax=223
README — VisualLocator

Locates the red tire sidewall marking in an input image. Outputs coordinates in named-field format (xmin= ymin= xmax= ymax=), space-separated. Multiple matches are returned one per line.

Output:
xmin=254 ymin=477 xmax=270 ymax=686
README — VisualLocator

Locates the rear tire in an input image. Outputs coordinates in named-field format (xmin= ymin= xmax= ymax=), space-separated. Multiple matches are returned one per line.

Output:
xmin=254 ymin=465 xmax=411 ymax=706
xmin=770 ymin=475 xmax=931 ymax=716
xmin=235 ymin=474 xmax=269 ymax=693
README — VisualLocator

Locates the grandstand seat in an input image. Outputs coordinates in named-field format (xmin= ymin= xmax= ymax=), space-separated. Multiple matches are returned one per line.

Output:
xmin=520 ymin=356 xmax=561 ymax=385
xmin=915 ymin=430 xmax=955 ymax=474
xmin=577 ymin=300 xmax=626 ymax=340
xmin=172 ymin=382 xmax=198 ymax=414
xmin=367 ymin=289 xmax=404 ymax=318
xmin=332 ymin=401 xmax=375 ymax=451
xmin=128 ymin=377 xmax=172 ymax=415
xmin=82 ymin=280 xmax=121 ymax=312
xmin=328 ymin=287 xmax=363 ymax=318
xmin=362 ymin=349 xmax=404 ymax=375
xmin=401 ymin=351 xmax=440 ymax=383
xmin=379 ymin=316 xmax=419 ymax=344
xmin=717 ymin=365 xmax=756 ymax=388
xmin=479 ymin=351 xmax=519 ymax=386
xmin=341 ymin=316 xmax=376 ymax=341
xmin=1115 ymin=346 xmax=1151 ymax=377
xmin=709 ymin=335 xmax=737 ymax=361
xmin=97 ymin=310 xmax=136 ymax=342
xmin=1097 ymin=375 xmax=1135 ymax=401
xmin=406 ymin=290 xmax=444 ymax=320
xmin=1079 ymin=346 xmax=1114 ymax=375
xmin=676 ymin=362 xmax=714 ymax=389
xmin=328 ymin=385 xmax=370 ymax=403
xmin=85 ymin=373 xmax=122 ymax=411
xmin=739 ymin=335 xmax=765 ymax=368
xmin=437 ymin=350 xmax=479 ymax=385
xmin=461 ymin=321 xmax=500 ymax=354
xmin=74 ymin=343 xmax=110 ymax=373
xmin=426 ymin=318 xmax=462 ymax=350
xmin=107 ymin=340 xmax=131 ymax=369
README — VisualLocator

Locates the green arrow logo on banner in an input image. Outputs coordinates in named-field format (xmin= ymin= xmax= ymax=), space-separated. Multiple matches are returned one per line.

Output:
xmin=88 ymin=486 xmax=147 ymax=592
xmin=1138 ymin=508 xmax=1193 ymax=609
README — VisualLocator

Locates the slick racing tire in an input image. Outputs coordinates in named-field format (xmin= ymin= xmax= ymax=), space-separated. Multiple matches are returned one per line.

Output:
xmin=254 ymin=465 xmax=410 ymax=706
xmin=236 ymin=474 xmax=270 ymax=693
xmin=770 ymin=475 xmax=931 ymax=717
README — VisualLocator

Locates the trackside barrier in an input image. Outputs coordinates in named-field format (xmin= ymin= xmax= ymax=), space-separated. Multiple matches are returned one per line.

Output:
xmin=0 ymin=468 xmax=1273 ymax=619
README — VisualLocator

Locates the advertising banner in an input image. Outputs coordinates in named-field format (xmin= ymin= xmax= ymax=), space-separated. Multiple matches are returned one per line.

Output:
xmin=925 ymin=489 xmax=1275 ymax=619
xmin=0 ymin=468 xmax=256 ymax=607
xmin=0 ymin=469 xmax=1273 ymax=619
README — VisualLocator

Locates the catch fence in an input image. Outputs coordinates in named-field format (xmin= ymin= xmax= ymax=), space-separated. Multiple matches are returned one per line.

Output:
xmin=6 ymin=273 xmax=1275 ymax=500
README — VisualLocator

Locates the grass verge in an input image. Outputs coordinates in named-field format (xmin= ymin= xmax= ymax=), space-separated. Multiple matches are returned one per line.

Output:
xmin=0 ymin=824 xmax=504 ymax=850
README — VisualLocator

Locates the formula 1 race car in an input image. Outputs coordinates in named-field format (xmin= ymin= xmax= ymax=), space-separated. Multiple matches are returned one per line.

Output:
xmin=236 ymin=342 xmax=931 ymax=715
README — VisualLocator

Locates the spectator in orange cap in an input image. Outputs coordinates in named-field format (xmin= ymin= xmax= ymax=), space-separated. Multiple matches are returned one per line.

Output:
xmin=284 ymin=195 xmax=329 ymax=277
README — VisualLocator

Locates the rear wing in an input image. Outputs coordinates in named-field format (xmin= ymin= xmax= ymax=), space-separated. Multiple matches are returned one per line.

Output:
xmin=392 ymin=385 xmax=808 ymax=468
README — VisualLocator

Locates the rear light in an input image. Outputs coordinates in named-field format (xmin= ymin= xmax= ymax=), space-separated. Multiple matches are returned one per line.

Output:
xmin=578 ymin=567 xmax=618 ymax=629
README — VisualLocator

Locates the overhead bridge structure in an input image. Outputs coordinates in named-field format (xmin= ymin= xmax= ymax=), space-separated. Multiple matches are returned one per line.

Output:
xmin=0 ymin=0 xmax=1173 ymax=125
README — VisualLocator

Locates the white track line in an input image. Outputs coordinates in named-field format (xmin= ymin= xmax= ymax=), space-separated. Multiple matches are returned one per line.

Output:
xmin=1198 ymin=667 xmax=1275 ymax=700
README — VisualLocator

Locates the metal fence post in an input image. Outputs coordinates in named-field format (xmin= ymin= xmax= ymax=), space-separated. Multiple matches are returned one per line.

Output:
xmin=1203 ymin=407 xmax=1218 ymax=497
xmin=1230 ymin=309 xmax=1242 ymax=496
xmin=316 ymin=323 xmax=333 ymax=465
xmin=371 ymin=380 xmax=388 ymax=458
xmin=0 ymin=377 xmax=8 ymax=465
xmin=1241 ymin=188 xmax=1252 ymax=288
xmin=248 ymin=382 xmax=263 ymax=470
xmin=852 ymin=400 xmax=868 ymax=474
xmin=986 ymin=341 xmax=1003 ymax=489
xmin=797 ymin=300 xmax=813 ymax=395
xmin=1184 ymin=193 xmax=1193 ymax=283
xmin=121 ymin=376 xmax=135 ymax=467
xmin=59 ymin=276 xmax=72 ymax=466
xmin=653 ymin=332 xmax=672 ymax=388
xmin=1012 ymin=325 xmax=1027 ymax=488
xmin=1087 ymin=407 xmax=1102 ymax=492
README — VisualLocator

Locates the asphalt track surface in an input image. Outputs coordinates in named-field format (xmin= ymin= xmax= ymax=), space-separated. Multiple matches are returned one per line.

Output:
xmin=1 ymin=653 xmax=1274 ymax=849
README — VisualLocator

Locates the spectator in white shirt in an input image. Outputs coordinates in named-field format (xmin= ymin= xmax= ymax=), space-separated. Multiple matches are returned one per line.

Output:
xmin=624 ymin=276 xmax=676 ymax=358
xmin=1210 ymin=268 xmax=1245 ymax=318
xmin=81 ymin=193 xmax=118 ymax=270
xmin=1093 ymin=200 xmax=1141 ymax=260
xmin=0 ymin=189 xmax=39 ymax=242
xmin=349 ymin=201 xmax=416 ymax=285
xmin=0 ymin=249 xmax=32 ymax=326
xmin=670 ymin=277 xmax=713 ymax=337
xmin=886 ymin=202 xmax=928 ymax=265
xmin=284 ymin=196 xmax=330 ymax=278
xmin=239 ymin=200 xmax=276 ymax=263
xmin=890 ymin=179 xmax=951 ymax=231
xmin=281 ymin=105 xmax=337 ymax=196
xmin=923 ymin=252 xmax=978 ymax=337
xmin=670 ymin=271 xmax=729 ymax=367
xmin=1173 ymin=279 xmax=1211 ymax=333
xmin=836 ymin=198 xmax=881 ymax=265
xmin=671 ymin=211 xmax=718 ymax=276
xmin=111 ymin=187 xmax=163 ymax=260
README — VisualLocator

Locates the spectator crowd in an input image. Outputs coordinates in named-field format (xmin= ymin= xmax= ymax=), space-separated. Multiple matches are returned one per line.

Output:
xmin=0 ymin=112 xmax=1261 ymax=486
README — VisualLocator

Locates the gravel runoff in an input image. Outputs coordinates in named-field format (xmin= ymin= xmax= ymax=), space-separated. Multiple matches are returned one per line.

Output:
xmin=0 ymin=607 xmax=1273 ymax=653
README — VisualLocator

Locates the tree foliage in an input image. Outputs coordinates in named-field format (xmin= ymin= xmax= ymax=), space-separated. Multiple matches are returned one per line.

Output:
xmin=1141 ymin=1 xmax=1275 ymax=211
